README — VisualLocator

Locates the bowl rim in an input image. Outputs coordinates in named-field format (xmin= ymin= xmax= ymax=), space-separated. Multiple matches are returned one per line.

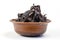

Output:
xmin=10 ymin=19 xmax=51 ymax=24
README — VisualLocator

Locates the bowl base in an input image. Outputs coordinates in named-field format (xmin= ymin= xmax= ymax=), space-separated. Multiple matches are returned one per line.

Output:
xmin=20 ymin=34 xmax=42 ymax=37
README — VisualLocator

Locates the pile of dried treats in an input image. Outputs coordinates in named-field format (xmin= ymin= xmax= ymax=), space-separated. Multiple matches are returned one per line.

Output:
xmin=16 ymin=4 xmax=47 ymax=22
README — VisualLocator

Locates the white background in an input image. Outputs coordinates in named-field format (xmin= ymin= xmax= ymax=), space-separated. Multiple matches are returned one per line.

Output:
xmin=0 ymin=0 xmax=60 ymax=40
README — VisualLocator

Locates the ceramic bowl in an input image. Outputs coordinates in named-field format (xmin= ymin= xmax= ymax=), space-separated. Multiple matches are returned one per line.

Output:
xmin=10 ymin=19 xmax=51 ymax=37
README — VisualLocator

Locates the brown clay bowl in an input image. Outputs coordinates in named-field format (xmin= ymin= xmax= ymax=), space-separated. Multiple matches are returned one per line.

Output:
xmin=10 ymin=19 xmax=51 ymax=37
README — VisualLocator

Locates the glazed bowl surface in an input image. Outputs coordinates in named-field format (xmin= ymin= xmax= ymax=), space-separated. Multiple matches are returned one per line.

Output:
xmin=11 ymin=19 xmax=50 ymax=37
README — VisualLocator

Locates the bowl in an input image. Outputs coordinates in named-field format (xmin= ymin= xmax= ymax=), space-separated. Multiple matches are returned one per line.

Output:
xmin=10 ymin=19 xmax=51 ymax=37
